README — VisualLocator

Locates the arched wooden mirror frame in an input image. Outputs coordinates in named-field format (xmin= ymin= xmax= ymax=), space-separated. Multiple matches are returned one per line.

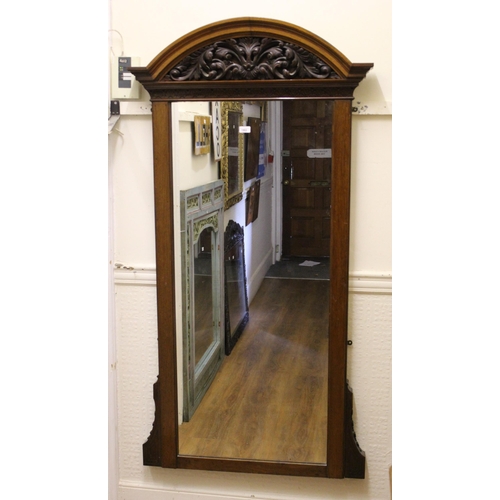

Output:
xmin=130 ymin=17 xmax=373 ymax=479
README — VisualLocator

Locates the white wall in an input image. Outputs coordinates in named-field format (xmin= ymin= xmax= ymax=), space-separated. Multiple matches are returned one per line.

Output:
xmin=109 ymin=2 xmax=391 ymax=499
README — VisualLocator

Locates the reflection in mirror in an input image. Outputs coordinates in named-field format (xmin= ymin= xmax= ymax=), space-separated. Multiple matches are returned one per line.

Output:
xmin=180 ymin=180 xmax=225 ymax=422
xmin=220 ymin=102 xmax=244 ymax=209
xmin=224 ymin=220 xmax=249 ymax=355
xmin=194 ymin=227 xmax=215 ymax=366
xmin=178 ymin=268 xmax=329 ymax=462
xmin=178 ymin=101 xmax=331 ymax=463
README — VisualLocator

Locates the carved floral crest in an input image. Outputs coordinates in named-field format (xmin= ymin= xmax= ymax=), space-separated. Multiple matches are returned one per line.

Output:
xmin=165 ymin=37 xmax=340 ymax=81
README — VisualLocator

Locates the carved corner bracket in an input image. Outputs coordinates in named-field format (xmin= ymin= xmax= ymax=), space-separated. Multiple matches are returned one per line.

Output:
xmin=343 ymin=381 xmax=366 ymax=478
xmin=143 ymin=379 xmax=162 ymax=466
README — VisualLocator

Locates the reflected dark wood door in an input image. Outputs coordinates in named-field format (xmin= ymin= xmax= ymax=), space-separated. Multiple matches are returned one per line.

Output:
xmin=282 ymin=100 xmax=333 ymax=257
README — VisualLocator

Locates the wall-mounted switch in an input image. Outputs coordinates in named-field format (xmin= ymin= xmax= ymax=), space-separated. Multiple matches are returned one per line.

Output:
xmin=111 ymin=56 xmax=140 ymax=99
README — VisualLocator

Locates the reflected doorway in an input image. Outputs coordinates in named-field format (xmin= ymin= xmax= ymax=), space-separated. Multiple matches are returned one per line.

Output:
xmin=282 ymin=100 xmax=333 ymax=258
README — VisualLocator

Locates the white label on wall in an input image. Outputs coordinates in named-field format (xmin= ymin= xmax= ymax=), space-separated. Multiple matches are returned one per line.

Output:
xmin=239 ymin=126 xmax=251 ymax=133
xmin=307 ymin=148 xmax=332 ymax=158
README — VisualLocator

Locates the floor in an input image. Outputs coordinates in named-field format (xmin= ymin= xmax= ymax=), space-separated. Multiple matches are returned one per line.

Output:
xmin=178 ymin=277 xmax=329 ymax=463
xmin=265 ymin=256 xmax=330 ymax=280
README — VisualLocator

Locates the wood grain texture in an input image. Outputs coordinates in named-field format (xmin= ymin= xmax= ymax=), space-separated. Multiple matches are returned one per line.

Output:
xmin=179 ymin=278 xmax=329 ymax=464
xmin=327 ymin=99 xmax=353 ymax=477
xmin=282 ymin=100 xmax=333 ymax=257
xmin=142 ymin=101 xmax=179 ymax=468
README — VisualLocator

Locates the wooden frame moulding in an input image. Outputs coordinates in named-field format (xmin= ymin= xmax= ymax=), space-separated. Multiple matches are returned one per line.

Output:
xmin=130 ymin=16 xmax=373 ymax=479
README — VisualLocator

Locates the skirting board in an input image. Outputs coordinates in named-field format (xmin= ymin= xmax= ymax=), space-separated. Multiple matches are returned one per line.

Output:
xmin=118 ymin=482 xmax=288 ymax=500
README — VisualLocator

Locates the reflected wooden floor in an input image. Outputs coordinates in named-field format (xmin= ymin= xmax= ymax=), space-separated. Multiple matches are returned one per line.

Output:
xmin=179 ymin=277 xmax=329 ymax=463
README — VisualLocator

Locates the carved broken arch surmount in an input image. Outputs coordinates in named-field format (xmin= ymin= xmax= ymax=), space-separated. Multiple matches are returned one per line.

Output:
xmin=130 ymin=17 xmax=373 ymax=479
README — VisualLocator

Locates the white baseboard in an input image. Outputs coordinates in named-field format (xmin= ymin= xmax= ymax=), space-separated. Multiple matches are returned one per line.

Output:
xmin=119 ymin=481 xmax=286 ymax=500
xmin=247 ymin=246 xmax=274 ymax=303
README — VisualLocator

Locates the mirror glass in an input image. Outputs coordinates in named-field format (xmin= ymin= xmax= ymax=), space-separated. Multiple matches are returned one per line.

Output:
xmin=224 ymin=220 xmax=249 ymax=355
xmin=178 ymin=100 xmax=330 ymax=464
xmin=193 ymin=226 xmax=215 ymax=367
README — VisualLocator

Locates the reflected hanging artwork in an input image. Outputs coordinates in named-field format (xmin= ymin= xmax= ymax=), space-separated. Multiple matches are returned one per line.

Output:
xmin=194 ymin=115 xmax=211 ymax=155
xmin=244 ymin=117 xmax=261 ymax=181
xmin=245 ymin=180 xmax=261 ymax=226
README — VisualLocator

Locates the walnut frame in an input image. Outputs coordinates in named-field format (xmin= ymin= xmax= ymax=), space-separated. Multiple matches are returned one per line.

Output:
xmin=130 ymin=17 xmax=373 ymax=479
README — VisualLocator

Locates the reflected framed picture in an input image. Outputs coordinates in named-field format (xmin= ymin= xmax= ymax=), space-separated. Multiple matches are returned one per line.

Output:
xmin=245 ymin=180 xmax=261 ymax=226
xmin=220 ymin=102 xmax=244 ymax=209
xmin=245 ymin=117 xmax=261 ymax=181
xmin=211 ymin=102 xmax=222 ymax=161
xmin=193 ymin=115 xmax=211 ymax=155
xmin=252 ymin=179 xmax=261 ymax=222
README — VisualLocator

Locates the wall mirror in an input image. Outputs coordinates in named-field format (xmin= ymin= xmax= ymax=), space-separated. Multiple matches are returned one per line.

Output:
xmin=180 ymin=181 xmax=225 ymax=421
xmin=131 ymin=17 xmax=373 ymax=479
xmin=223 ymin=220 xmax=249 ymax=355
xmin=220 ymin=102 xmax=244 ymax=209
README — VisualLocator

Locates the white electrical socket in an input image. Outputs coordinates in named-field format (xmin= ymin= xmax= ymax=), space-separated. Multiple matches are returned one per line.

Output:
xmin=111 ymin=56 xmax=140 ymax=99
